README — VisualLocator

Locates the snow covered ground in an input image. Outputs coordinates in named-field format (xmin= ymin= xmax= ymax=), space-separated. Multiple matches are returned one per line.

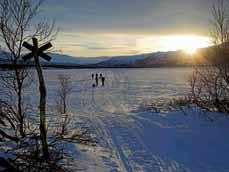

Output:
xmin=26 ymin=68 xmax=229 ymax=171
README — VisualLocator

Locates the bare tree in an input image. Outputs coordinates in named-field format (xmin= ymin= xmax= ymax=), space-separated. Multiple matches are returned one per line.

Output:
xmin=57 ymin=74 xmax=72 ymax=114
xmin=0 ymin=0 xmax=55 ymax=139
xmin=190 ymin=0 xmax=229 ymax=113
xmin=0 ymin=101 xmax=19 ymax=142
xmin=211 ymin=0 xmax=229 ymax=45
xmin=0 ymin=0 xmax=56 ymax=162
xmin=56 ymin=74 xmax=73 ymax=136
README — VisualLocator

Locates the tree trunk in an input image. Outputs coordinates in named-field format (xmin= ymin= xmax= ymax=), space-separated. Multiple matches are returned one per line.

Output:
xmin=14 ymin=62 xmax=25 ymax=138
xmin=18 ymin=86 xmax=25 ymax=138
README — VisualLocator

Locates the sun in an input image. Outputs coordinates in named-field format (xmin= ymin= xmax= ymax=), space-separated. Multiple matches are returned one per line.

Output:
xmin=182 ymin=45 xmax=198 ymax=55
xmin=137 ymin=35 xmax=211 ymax=55
xmin=162 ymin=35 xmax=211 ymax=55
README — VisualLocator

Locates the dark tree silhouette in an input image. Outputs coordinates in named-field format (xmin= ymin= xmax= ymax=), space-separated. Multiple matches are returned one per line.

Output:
xmin=190 ymin=0 xmax=229 ymax=113
xmin=0 ymin=0 xmax=55 ymax=139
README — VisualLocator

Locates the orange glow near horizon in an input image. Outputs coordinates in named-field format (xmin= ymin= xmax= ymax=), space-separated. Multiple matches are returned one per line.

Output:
xmin=163 ymin=35 xmax=211 ymax=55
xmin=55 ymin=33 xmax=212 ymax=57
xmin=137 ymin=35 xmax=211 ymax=55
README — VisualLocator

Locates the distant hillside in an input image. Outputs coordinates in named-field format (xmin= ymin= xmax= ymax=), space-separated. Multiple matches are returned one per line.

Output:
xmin=95 ymin=43 xmax=229 ymax=67
xmin=96 ymin=51 xmax=193 ymax=67
xmin=0 ymin=51 xmax=192 ymax=67
xmin=95 ymin=53 xmax=155 ymax=67
xmin=2 ymin=44 xmax=228 ymax=68
xmin=195 ymin=42 xmax=229 ymax=65
xmin=132 ymin=51 xmax=193 ymax=67
xmin=49 ymin=53 xmax=109 ymax=65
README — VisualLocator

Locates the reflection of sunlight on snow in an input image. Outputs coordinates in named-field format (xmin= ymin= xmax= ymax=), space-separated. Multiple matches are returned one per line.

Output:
xmin=44 ymin=68 xmax=191 ymax=116
xmin=11 ymin=68 xmax=229 ymax=172
xmin=25 ymin=68 xmax=195 ymax=171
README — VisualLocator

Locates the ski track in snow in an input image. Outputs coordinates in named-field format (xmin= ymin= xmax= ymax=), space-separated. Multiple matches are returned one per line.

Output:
xmin=26 ymin=68 xmax=229 ymax=172
xmin=69 ymin=70 xmax=191 ymax=172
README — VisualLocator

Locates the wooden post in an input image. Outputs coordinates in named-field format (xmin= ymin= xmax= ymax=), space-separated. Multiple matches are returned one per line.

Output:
xmin=22 ymin=38 xmax=52 ymax=159
xmin=32 ymin=38 xmax=49 ymax=159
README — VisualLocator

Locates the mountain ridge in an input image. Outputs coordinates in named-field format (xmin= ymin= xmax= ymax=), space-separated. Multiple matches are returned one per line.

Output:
xmin=0 ymin=46 xmax=221 ymax=68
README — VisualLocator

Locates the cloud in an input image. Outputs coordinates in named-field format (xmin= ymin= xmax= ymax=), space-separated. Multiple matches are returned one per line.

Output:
xmin=43 ymin=0 xmax=214 ymax=35
xmin=43 ymin=0 xmax=214 ymax=56
xmin=53 ymin=32 xmax=145 ymax=56
xmin=62 ymin=43 xmax=123 ymax=50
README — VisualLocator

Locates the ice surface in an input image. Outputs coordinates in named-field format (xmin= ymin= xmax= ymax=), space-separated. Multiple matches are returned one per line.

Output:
xmin=3 ymin=68 xmax=229 ymax=172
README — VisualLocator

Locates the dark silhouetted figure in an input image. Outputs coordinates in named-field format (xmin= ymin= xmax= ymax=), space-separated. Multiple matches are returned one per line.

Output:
xmin=99 ymin=73 xmax=103 ymax=85
xmin=92 ymin=73 xmax=94 ymax=79
xmin=95 ymin=73 xmax=98 ymax=86
xmin=102 ymin=76 xmax=105 ymax=86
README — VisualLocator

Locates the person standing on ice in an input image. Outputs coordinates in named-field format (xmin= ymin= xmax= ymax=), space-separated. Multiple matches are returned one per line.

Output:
xmin=95 ymin=73 xmax=99 ymax=87
xmin=92 ymin=73 xmax=94 ymax=79
xmin=101 ymin=76 xmax=105 ymax=87
xmin=99 ymin=73 xmax=103 ymax=85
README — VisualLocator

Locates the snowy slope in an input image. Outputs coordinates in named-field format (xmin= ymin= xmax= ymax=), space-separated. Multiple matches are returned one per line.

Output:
xmin=0 ymin=51 xmax=192 ymax=67
xmin=96 ymin=51 xmax=193 ymax=67
xmin=133 ymin=50 xmax=193 ymax=67
xmin=96 ymin=53 xmax=156 ymax=66
xmin=0 ymin=52 xmax=110 ymax=65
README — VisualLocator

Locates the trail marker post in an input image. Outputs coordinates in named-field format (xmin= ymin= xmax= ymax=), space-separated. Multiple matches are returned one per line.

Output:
xmin=22 ymin=38 xmax=52 ymax=159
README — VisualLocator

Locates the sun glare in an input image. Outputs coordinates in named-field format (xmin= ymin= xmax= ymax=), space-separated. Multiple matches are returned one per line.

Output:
xmin=137 ymin=35 xmax=211 ymax=55
xmin=162 ymin=35 xmax=211 ymax=55
xmin=182 ymin=45 xmax=198 ymax=54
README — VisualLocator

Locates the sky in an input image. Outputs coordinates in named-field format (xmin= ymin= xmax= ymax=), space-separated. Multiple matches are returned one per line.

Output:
xmin=41 ymin=0 xmax=215 ymax=57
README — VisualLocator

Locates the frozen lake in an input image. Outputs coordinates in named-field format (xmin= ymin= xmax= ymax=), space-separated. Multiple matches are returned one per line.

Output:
xmin=39 ymin=68 xmax=229 ymax=172
xmin=43 ymin=67 xmax=192 ymax=114
xmin=3 ymin=67 xmax=229 ymax=172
